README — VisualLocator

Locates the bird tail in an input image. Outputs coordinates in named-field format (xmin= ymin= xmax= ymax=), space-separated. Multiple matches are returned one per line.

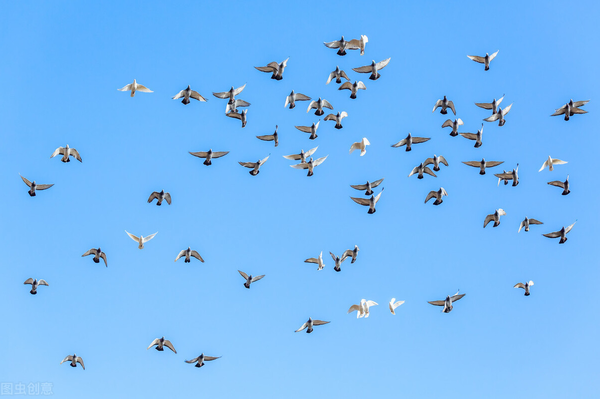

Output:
xmin=204 ymin=159 xmax=212 ymax=166
xmin=368 ymin=209 xmax=376 ymax=214
xmin=350 ymin=93 xmax=357 ymax=99
xmin=250 ymin=170 xmax=259 ymax=176
xmin=182 ymin=98 xmax=190 ymax=105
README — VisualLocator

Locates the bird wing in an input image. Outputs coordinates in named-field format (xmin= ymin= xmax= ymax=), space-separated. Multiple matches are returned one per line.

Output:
xmin=462 ymin=161 xmax=480 ymax=168
xmin=339 ymin=82 xmax=353 ymax=91
xmin=305 ymin=146 xmax=318 ymax=157
xmin=255 ymin=65 xmax=276 ymax=73
xmin=82 ymin=249 xmax=96 ymax=257
xmin=147 ymin=192 xmax=159 ymax=203
xmin=371 ymin=178 xmax=384 ymax=187
xmin=502 ymin=103 xmax=513 ymax=115
xmin=211 ymin=151 xmax=229 ymax=158
xmin=189 ymin=90 xmax=207 ymax=102
xmin=35 ymin=184 xmax=54 ymax=190
xmin=411 ymin=137 xmax=430 ymax=144
xmin=423 ymin=167 xmax=437 ymax=177
xmin=551 ymin=108 xmax=566 ymax=116
xmin=441 ymin=119 xmax=453 ymax=128
xmin=295 ymin=322 xmax=308 ymax=332
xmin=312 ymin=156 xmax=328 ymax=167
xmin=483 ymin=214 xmax=494 ymax=228
xmin=326 ymin=72 xmax=335 ymax=85
xmin=256 ymin=135 xmax=274 ymax=141
xmin=175 ymin=250 xmax=186 ymax=262
xmin=50 ymin=147 xmax=64 ymax=158
xmin=573 ymin=100 xmax=590 ymax=107
xmin=238 ymin=270 xmax=249 ymax=279
xmin=306 ymin=101 xmax=317 ymax=112
xmin=100 ymin=252 xmax=108 ymax=267
xmin=374 ymin=189 xmax=384 ymax=204
xmin=283 ymin=153 xmax=302 ymax=160
xmin=204 ymin=356 xmax=221 ymax=361
xmin=571 ymin=107 xmax=587 ymax=114
xmin=239 ymin=161 xmax=256 ymax=168
xmin=467 ymin=55 xmax=485 ymax=63
xmin=312 ymin=320 xmax=330 ymax=326
xmin=76 ymin=357 xmax=85 ymax=370
xmin=163 ymin=340 xmax=177 ymax=353
xmin=349 ymin=142 xmax=361 ymax=154
xmin=348 ymin=304 xmax=360 ymax=314
xmin=352 ymin=65 xmax=373 ymax=73
xmin=340 ymin=70 xmax=350 ymax=80
xmin=305 ymin=258 xmax=318 ymax=264
xmin=357 ymin=81 xmax=367 ymax=90
xmin=136 ymin=84 xmax=153 ymax=93
xmin=489 ymin=50 xmax=499 ymax=61
xmin=451 ymin=293 xmax=465 ymax=302
xmin=37 ymin=279 xmax=49 ymax=286
xmin=485 ymin=161 xmax=504 ymax=167
xmin=484 ymin=113 xmax=500 ymax=122
xmin=324 ymin=40 xmax=341 ymax=49
xmin=147 ymin=338 xmax=160 ymax=349
xmin=295 ymin=125 xmax=313 ymax=133
xmin=350 ymin=183 xmax=368 ymax=190
xmin=232 ymin=84 xmax=246 ymax=96
xmin=189 ymin=151 xmax=208 ymax=158
xmin=185 ymin=357 xmax=199 ymax=364
xmin=350 ymin=197 xmax=370 ymax=206
xmin=391 ymin=138 xmax=407 ymax=148
xmin=142 ymin=232 xmax=157 ymax=243
xmin=551 ymin=158 xmax=567 ymax=166
xmin=447 ymin=101 xmax=456 ymax=115
xmin=494 ymin=172 xmax=513 ymax=180
xmin=376 ymin=58 xmax=391 ymax=69
xmin=514 ymin=283 xmax=526 ymax=289
xmin=460 ymin=133 xmax=478 ymax=141
xmin=518 ymin=221 xmax=525 ymax=233
xmin=547 ymin=180 xmax=565 ymax=188
xmin=322 ymin=99 xmax=333 ymax=110
xmin=529 ymin=219 xmax=543 ymax=225
xmin=251 ymin=275 xmax=265 ymax=283
xmin=172 ymin=90 xmax=185 ymax=100
xmin=295 ymin=93 xmax=311 ymax=101
xmin=428 ymin=300 xmax=445 ymax=306
xmin=291 ymin=162 xmax=309 ymax=170
xmin=366 ymin=300 xmax=378 ymax=307
xmin=118 ymin=84 xmax=132 ymax=91
xmin=543 ymin=231 xmax=562 ymax=238
xmin=226 ymin=112 xmax=242 ymax=120
xmin=432 ymin=99 xmax=443 ymax=112
xmin=212 ymin=91 xmax=229 ymax=99
xmin=125 ymin=231 xmax=139 ymax=242
xmin=475 ymin=102 xmax=493 ymax=110
xmin=190 ymin=250 xmax=204 ymax=262
xmin=70 ymin=148 xmax=82 ymax=162
xmin=164 ymin=193 xmax=172 ymax=205
xmin=438 ymin=156 xmax=449 ymax=166
xmin=565 ymin=222 xmax=576 ymax=234
xmin=424 ymin=191 xmax=437 ymax=203
xmin=60 ymin=355 xmax=74 ymax=364
xmin=20 ymin=175 xmax=32 ymax=187
xmin=24 ymin=278 xmax=34 ymax=285
xmin=539 ymin=160 xmax=549 ymax=171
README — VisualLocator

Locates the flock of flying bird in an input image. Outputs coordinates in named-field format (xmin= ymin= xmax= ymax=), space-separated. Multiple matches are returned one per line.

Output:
xmin=18 ymin=35 xmax=586 ymax=370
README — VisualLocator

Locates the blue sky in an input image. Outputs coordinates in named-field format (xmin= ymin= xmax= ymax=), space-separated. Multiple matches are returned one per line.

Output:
xmin=1 ymin=1 xmax=599 ymax=398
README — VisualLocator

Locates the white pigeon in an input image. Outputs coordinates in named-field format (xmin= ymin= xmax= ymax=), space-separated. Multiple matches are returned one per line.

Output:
xmin=50 ymin=144 xmax=82 ymax=163
xmin=118 ymin=79 xmax=152 ymax=97
xmin=539 ymin=156 xmax=568 ymax=172
xmin=125 ymin=231 xmax=157 ymax=249
xmin=304 ymin=251 xmax=325 ymax=271
xmin=349 ymin=138 xmax=370 ymax=156
xmin=389 ymin=298 xmax=405 ymax=315
xmin=348 ymin=299 xmax=378 ymax=318
xmin=347 ymin=35 xmax=369 ymax=55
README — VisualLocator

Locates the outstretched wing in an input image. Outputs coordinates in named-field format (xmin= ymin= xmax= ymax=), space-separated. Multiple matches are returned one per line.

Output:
xmin=238 ymin=270 xmax=249 ymax=280
xmin=428 ymin=300 xmax=445 ymax=306
xmin=352 ymin=65 xmax=373 ymax=73
xmin=467 ymin=55 xmax=485 ymax=63
xmin=376 ymin=58 xmax=391 ymax=69
xmin=312 ymin=320 xmax=330 ymax=326
xmin=350 ymin=197 xmax=370 ymax=206
xmin=190 ymin=250 xmax=204 ymax=262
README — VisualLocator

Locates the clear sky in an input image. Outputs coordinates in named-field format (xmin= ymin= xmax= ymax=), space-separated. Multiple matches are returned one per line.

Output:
xmin=1 ymin=1 xmax=599 ymax=398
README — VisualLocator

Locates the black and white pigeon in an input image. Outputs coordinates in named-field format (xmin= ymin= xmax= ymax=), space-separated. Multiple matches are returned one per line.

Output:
xmin=82 ymin=248 xmax=107 ymax=267
xmin=189 ymin=149 xmax=229 ymax=166
xmin=172 ymin=85 xmax=207 ymax=104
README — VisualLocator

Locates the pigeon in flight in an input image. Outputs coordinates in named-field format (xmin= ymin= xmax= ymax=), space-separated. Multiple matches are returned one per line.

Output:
xmin=256 ymin=125 xmax=279 ymax=147
xmin=82 ymin=248 xmax=107 ymax=267
xmin=325 ymin=111 xmax=348 ymax=129
xmin=60 ymin=354 xmax=85 ymax=370
xmin=425 ymin=187 xmax=448 ymax=205
xmin=118 ymin=79 xmax=152 ymax=97
xmin=551 ymin=100 xmax=588 ymax=121
xmin=189 ymin=149 xmax=229 ymax=166
xmin=424 ymin=155 xmax=448 ymax=171
xmin=348 ymin=299 xmax=378 ymax=318
xmin=175 ymin=247 xmax=204 ymax=263
xmin=255 ymin=58 xmax=289 ymax=80
xmin=23 ymin=278 xmax=48 ymax=295
xmin=462 ymin=159 xmax=504 ymax=175
xmin=349 ymin=137 xmax=370 ymax=156
xmin=148 ymin=190 xmax=171 ymax=206
xmin=50 ymin=144 xmax=82 ymax=162
xmin=432 ymin=96 xmax=456 ymax=115
xmin=460 ymin=124 xmax=484 ymax=148
xmin=539 ymin=156 xmax=567 ymax=172
xmin=225 ymin=99 xmax=251 ymax=114
xmin=147 ymin=337 xmax=176 ymax=353
xmin=239 ymin=156 xmax=269 ymax=176
xmin=350 ymin=178 xmax=384 ymax=196
xmin=350 ymin=188 xmax=384 ymax=214
xmin=185 ymin=354 xmax=221 ymax=368
xmin=125 ymin=231 xmax=157 ymax=249
xmin=307 ymin=98 xmax=333 ymax=116
xmin=347 ymin=35 xmax=369 ymax=55
xmin=475 ymin=94 xmax=505 ymax=114
xmin=238 ymin=270 xmax=265 ymax=289
xmin=172 ymin=85 xmax=207 ymax=104
xmin=389 ymin=298 xmax=405 ymax=315
xmin=304 ymin=251 xmax=325 ymax=271
xmin=295 ymin=318 xmax=330 ymax=333
xmin=283 ymin=147 xmax=318 ymax=163
xmin=226 ymin=109 xmax=248 ymax=128
xmin=467 ymin=50 xmax=499 ymax=70
xmin=341 ymin=245 xmax=360 ymax=264
xmin=326 ymin=66 xmax=350 ymax=84
xmin=213 ymin=84 xmax=246 ymax=104
xmin=543 ymin=222 xmax=576 ymax=244
xmin=284 ymin=90 xmax=311 ymax=109
xmin=290 ymin=156 xmax=328 ymax=177
xmin=494 ymin=164 xmax=519 ymax=186
xmin=484 ymin=104 xmax=512 ymax=126
xmin=428 ymin=290 xmax=465 ymax=313
xmin=352 ymin=58 xmax=391 ymax=80
xmin=295 ymin=121 xmax=320 ymax=140
xmin=339 ymin=81 xmax=366 ymax=99
xmin=391 ymin=133 xmax=430 ymax=152
xmin=518 ymin=217 xmax=543 ymax=233
xmin=547 ymin=175 xmax=570 ymax=195
xmin=484 ymin=209 xmax=507 ymax=228
xmin=514 ymin=281 xmax=534 ymax=296
xmin=441 ymin=118 xmax=464 ymax=137
xmin=20 ymin=175 xmax=53 ymax=197
xmin=324 ymin=36 xmax=352 ymax=55
xmin=408 ymin=163 xmax=436 ymax=179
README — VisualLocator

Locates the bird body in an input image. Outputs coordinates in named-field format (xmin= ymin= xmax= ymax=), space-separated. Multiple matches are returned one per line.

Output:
xmin=349 ymin=137 xmax=370 ymax=156
xmin=118 ymin=79 xmax=152 ymax=97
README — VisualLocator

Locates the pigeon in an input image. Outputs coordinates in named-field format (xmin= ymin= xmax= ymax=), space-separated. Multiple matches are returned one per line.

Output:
xmin=339 ymin=81 xmax=366 ymax=99
xmin=424 ymin=155 xmax=449 ymax=171
xmin=283 ymin=147 xmax=318 ymax=163
xmin=547 ymin=175 xmax=570 ymax=195
xmin=484 ymin=104 xmax=513 ymax=126
xmin=543 ymin=222 xmax=576 ymax=244
xmin=389 ymin=298 xmax=405 ymax=315
xmin=326 ymin=66 xmax=350 ymax=84
xmin=239 ymin=156 xmax=269 ymax=176
xmin=304 ymin=251 xmax=325 ymax=271
xmin=295 ymin=318 xmax=330 ymax=333
xmin=147 ymin=337 xmax=176 ymax=353
xmin=225 ymin=99 xmax=251 ymax=114
xmin=408 ymin=163 xmax=436 ymax=179
xmin=125 ymin=231 xmax=157 ymax=249
xmin=551 ymin=100 xmax=588 ymax=121
xmin=226 ymin=109 xmax=248 ymax=128
xmin=494 ymin=164 xmax=519 ymax=186
xmin=50 ymin=144 xmax=82 ymax=162
xmin=290 ymin=156 xmax=328 ymax=177
xmin=307 ymin=98 xmax=333 ymax=116
xmin=325 ymin=111 xmax=348 ymax=129
xmin=20 ymin=175 xmax=53 ymax=197
xmin=352 ymin=58 xmax=391 ymax=80
xmin=324 ymin=36 xmax=352 ymax=55
xmin=425 ymin=187 xmax=448 ymax=205
xmin=347 ymin=35 xmax=368 ymax=55
xmin=514 ymin=281 xmax=534 ymax=296
xmin=60 ymin=354 xmax=85 ymax=370
xmin=459 ymin=124 xmax=484 ymax=148
xmin=23 ymin=278 xmax=48 ymax=295
xmin=329 ymin=252 xmax=347 ymax=272
xmin=349 ymin=137 xmax=370 ymax=156
xmin=518 ymin=217 xmax=543 ymax=233
xmin=256 ymin=125 xmax=279 ymax=147
xmin=185 ymin=354 xmax=221 ymax=368
xmin=462 ymin=158 xmax=504 ymax=175
xmin=213 ymin=84 xmax=246 ymax=104
xmin=148 ymin=190 xmax=171 ymax=206
xmin=238 ymin=270 xmax=265 ymax=289
xmin=428 ymin=290 xmax=465 ymax=313
xmin=172 ymin=85 xmax=207 ymax=104
xmin=432 ymin=96 xmax=456 ymax=115
xmin=284 ymin=90 xmax=311 ymax=109
xmin=189 ymin=149 xmax=230 ymax=166
xmin=475 ymin=94 xmax=505 ymax=114
xmin=82 ymin=248 xmax=107 ymax=267
xmin=391 ymin=133 xmax=430 ymax=152
xmin=254 ymin=58 xmax=288 ymax=80
xmin=350 ymin=188 xmax=384 ymax=214
xmin=539 ymin=156 xmax=567 ymax=172
xmin=175 ymin=247 xmax=204 ymax=263
xmin=348 ymin=299 xmax=378 ymax=318
xmin=484 ymin=209 xmax=507 ymax=228
xmin=118 ymin=79 xmax=152 ymax=97
xmin=341 ymin=245 xmax=360 ymax=264
xmin=295 ymin=121 xmax=320 ymax=140
xmin=441 ymin=118 xmax=464 ymax=136
xmin=350 ymin=178 xmax=384 ymax=196
xmin=467 ymin=50 xmax=499 ymax=70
